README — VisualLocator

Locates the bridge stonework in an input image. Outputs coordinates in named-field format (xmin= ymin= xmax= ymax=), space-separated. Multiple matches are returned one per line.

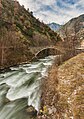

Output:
xmin=29 ymin=46 xmax=63 ymax=60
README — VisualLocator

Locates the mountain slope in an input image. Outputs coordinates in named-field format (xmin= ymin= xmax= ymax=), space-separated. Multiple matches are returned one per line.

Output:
xmin=58 ymin=14 xmax=84 ymax=49
xmin=48 ymin=22 xmax=62 ymax=31
xmin=0 ymin=0 xmax=61 ymax=69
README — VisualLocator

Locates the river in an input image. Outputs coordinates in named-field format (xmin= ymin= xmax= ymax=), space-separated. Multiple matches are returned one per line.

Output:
xmin=0 ymin=56 xmax=56 ymax=119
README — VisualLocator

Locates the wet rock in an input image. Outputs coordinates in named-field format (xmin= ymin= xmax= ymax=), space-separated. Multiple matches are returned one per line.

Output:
xmin=5 ymin=98 xmax=10 ymax=103
xmin=26 ymin=106 xmax=37 ymax=116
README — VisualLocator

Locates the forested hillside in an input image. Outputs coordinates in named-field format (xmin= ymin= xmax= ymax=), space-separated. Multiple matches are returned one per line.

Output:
xmin=0 ymin=0 xmax=61 ymax=69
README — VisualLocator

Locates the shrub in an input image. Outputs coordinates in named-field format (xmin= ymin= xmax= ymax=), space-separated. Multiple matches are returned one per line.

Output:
xmin=16 ymin=22 xmax=23 ymax=30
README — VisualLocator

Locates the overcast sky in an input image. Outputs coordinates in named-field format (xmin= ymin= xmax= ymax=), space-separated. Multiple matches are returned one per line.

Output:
xmin=17 ymin=0 xmax=84 ymax=24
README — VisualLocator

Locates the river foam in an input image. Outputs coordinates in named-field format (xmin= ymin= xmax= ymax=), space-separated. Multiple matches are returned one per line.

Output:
xmin=0 ymin=56 xmax=56 ymax=119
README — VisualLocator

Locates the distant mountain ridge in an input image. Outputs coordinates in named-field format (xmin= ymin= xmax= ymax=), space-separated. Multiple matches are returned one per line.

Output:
xmin=48 ymin=22 xmax=62 ymax=31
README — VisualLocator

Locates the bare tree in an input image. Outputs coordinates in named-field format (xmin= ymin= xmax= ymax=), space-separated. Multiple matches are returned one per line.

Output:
xmin=0 ymin=0 xmax=2 ymax=17
xmin=0 ymin=29 xmax=5 ymax=67
xmin=14 ymin=0 xmax=19 ymax=16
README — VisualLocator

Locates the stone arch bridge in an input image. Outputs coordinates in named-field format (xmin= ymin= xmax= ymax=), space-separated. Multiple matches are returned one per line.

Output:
xmin=29 ymin=46 xmax=63 ymax=59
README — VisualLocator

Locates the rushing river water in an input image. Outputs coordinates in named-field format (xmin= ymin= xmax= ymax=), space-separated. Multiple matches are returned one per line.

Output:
xmin=0 ymin=56 xmax=56 ymax=119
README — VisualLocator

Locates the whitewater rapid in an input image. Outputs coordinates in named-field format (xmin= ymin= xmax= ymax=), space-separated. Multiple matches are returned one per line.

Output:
xmin=0 ymin=56 xmax=56 ymax=119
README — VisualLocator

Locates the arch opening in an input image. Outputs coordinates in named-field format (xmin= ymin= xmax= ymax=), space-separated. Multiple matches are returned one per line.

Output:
xmin=35 ymin=48 xmax=62 ymax=59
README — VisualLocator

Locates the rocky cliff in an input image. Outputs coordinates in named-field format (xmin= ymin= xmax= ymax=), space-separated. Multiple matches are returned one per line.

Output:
xmin=58 ymin=14 xmax=84 ymax=50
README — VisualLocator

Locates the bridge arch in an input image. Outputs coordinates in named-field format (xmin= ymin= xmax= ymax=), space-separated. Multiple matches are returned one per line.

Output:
xmin=34 ymin=47 xmax=62 ymax=59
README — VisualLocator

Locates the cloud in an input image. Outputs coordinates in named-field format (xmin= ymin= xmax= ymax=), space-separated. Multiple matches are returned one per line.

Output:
xmin=17 ymin=0 xmax=84 ymax=24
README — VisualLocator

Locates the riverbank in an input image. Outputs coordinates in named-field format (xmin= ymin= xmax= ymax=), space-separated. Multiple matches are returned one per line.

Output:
xmin=39 ymin=53 xmax=84 ymax=119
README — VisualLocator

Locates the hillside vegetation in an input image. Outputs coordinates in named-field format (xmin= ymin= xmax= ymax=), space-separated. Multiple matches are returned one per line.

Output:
xmin=0 ymin=0 xmax=61 ymax=69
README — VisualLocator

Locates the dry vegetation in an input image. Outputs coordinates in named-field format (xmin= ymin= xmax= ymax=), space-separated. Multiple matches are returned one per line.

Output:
xmin=39 ymin=53 xmax=84 ymax=119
